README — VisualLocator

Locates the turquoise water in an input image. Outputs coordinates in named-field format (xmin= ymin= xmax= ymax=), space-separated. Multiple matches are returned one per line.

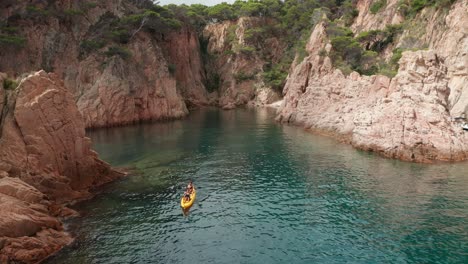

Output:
xmin=47 ymin=108 xmax=468 ymax=263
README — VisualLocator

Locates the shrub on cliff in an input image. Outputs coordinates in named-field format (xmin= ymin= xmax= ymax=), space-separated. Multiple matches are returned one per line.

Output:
xmin=325 ymin=20 xmax=405 ymax=76
xmin=0 ymin=34 xmax=26 ymax=48
xmin=398 ymin=0 xmax=457 ymax=17
xmin=237 ymin=45 xmax=256 ymax=55
xmin=168 ymin=64 xmax=176 ymax=76
xmin=234 ymin=71 xmax=256 ymax=83
xmin=370 ymin=0 xmax=387 ymax=14
xmin=205 ymin=73 xmax=221 ymax=93
xmin=105 ymin=46 xmax=132 ymax=59
xmin=263 ymin=63 xmax=288 ymax=91
xmin=330 ymin=36 xmax=362 ymax=68
xmin=25 ymin=6 xmax=50 ymax=18
xmin=79 ymin=40 xmax=106 ymax=58
xmin=110 ymin=29 xmax=132 ymax=44
xmin=1 ymin=21 xmax=26 ymax=49
xmin=357 ymin=24 xmax=402 ymax=52
xmin=3 ymin=78 xmax=18 ymax=90
xmin=122 ymin=9 xmax=182 ymax=32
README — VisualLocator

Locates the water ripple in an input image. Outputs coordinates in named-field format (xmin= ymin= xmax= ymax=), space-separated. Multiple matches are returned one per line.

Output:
xmin=47 ymin=109 xmax=468 ymax=264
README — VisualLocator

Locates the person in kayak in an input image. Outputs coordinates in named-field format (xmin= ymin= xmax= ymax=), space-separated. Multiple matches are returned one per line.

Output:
xmin=186 ymin=180 xmax=193 ymax=194
xmin=183 ymin=190 xmax=191 ymax=202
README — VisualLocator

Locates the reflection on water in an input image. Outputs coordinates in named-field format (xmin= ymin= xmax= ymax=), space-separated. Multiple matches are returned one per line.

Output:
xmin=47 ymin=108 xmax=468 ymax=264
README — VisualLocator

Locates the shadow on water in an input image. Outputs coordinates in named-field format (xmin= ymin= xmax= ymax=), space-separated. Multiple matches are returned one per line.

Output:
xmin=46 ymin=108 xmax=468 ymax=264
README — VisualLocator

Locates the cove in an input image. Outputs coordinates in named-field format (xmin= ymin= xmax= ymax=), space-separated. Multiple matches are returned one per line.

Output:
xmin=46 ymin=108 xmax=468 ymax=263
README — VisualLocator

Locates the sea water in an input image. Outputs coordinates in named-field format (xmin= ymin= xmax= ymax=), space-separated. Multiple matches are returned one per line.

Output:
xmin=47 ymin=108 xmax=468 ymax=264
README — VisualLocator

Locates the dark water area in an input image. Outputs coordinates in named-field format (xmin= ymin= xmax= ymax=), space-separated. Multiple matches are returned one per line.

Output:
xmin=47 ymin=108 xmax=468 ymax=263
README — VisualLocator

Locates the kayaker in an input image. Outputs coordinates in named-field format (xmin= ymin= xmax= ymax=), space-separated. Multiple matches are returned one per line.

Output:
xmin=186 ymin=180 xmax=193 ymax=194
xmin=184 ymin=190 xmax=191 ymax=202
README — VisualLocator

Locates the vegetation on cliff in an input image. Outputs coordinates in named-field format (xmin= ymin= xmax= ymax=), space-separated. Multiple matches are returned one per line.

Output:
xmin=160 ymin=0 xmax=455 ymax=84
xmin=397 ymin=0 xmax=457 ymax=17
xmin=160 ymin=0 xmax=359 ymax=91
xmin=0 ymin=0 xmax=459 ymax=95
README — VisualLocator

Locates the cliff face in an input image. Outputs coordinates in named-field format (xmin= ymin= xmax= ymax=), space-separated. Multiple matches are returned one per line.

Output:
xmin=203 ymin=17 xmax=283 ymax=109
xmin=351 ymin=0 xmax=468 ymax=118
xmin=72 ymin=32 xmax=189 ymax=128
xmin=161 ymin=27 xmax=212 ymax=107
xmin=0 ymin=0 xmax=210 ymax=128
xmin=351 ymin=0 xmax=404 ymax=32
xmin=0 ymin=71 xmax=123 ymax=263
xmin=278 ymin=0 xmax=468 ymax=162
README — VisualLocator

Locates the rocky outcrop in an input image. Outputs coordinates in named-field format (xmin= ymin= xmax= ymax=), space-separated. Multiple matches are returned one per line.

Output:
xmin=73 ymin=33 xmax=189 ymax=128
xmin=161 ymin=27 xmax=212 ymax=107
xmin=431 ymin=0 xmax=468 ymax=119
xmin=278 ymin=0 xmax=468 ymax=163
xmin=350 ymin=0 xmax=468 ymax=119
xmin=0 ymin=0 xmax=210 ymax=128
xmin=203 ymin=17 xmax=282 ymax=109
xmin=0 ymin=71 xmax=123 ymax=263
xmin=352 ymin=51 xmax=468 ymax=162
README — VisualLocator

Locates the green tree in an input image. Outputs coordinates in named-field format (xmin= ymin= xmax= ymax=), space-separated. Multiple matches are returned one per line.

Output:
xmin=207 ymin=3 xmax=235 ymax=22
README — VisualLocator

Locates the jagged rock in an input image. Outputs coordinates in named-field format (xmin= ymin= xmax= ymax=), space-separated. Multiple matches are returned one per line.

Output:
xmin=75 ymin=36 xmax=189 ymax=128
xmin=0 ymin=71 xmax=123 ymax=263
xmin=278 ymin=14 xmax=468 ymax=162
xmin=352 ymin=51 xmax=468 ymax=162
xmin=0 ymin=177 xmax=45 ymax=204
xmin=350 ymin=0 xmax=468 ymax=119
xmin=1 ymin=229 xmax=72 ymax=264
xmin=0 ymin=1 xmax=207 ymax=128
xmin=436 ymin=0 xmax=468 ymax=118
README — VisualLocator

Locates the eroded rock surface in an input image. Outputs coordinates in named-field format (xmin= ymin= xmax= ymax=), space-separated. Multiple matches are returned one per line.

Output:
xmin=278 ymin=3 xmax=468 ymax=162
xmin=352 ymin=51 xmax=468 ymax=162
xmin=0 ymin=1 xmax=208 ymax=128
xmin=0 ymin=71 xmax=122 ymax=263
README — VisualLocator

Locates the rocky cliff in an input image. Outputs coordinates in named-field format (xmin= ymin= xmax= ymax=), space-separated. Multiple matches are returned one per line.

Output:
xmin=203 ymin=17 xmax=283 ymax=109
xmin=0 ymin=0 xmax=210 ymax=128
xmin=0 ymin=71 xmax=123 ymax=263
xmin=278 ymin=0 xmax=468 ymax=162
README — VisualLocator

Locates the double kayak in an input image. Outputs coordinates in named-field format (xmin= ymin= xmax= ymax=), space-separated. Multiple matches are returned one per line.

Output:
xmin=180 ymin=186 xmax=196 ymax=209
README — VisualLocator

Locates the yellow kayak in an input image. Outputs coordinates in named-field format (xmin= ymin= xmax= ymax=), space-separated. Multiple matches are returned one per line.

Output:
xmin=180 ymin=186 xmax=196 ymax=209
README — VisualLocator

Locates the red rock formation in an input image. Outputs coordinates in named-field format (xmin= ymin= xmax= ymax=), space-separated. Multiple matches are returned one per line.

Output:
xmin=0 ymin=0 xmax=208 ymax=128
xmin=74 ymin=33 xmax=189 ymax=128
xmin=0 ymin=71 xmax=123 ymax=263
xmin=278 ymin=0 xmax=468 ymax=163
xmin=161 ymin=27 xmax=212 ymax=107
